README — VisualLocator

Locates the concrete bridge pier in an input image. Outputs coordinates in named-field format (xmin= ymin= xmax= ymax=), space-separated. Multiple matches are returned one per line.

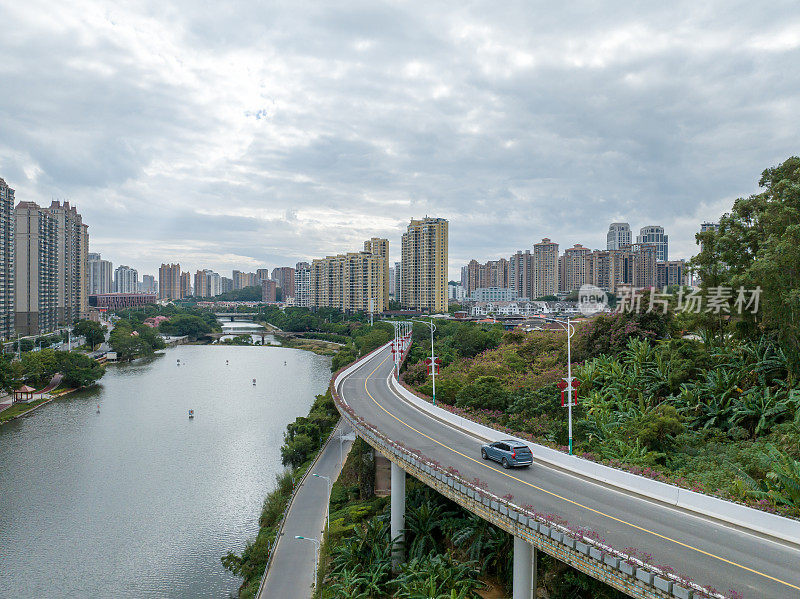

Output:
xmin=513 ymin=536 xmax=536 ymax=599
xmin=390 ymin=462 xmax=406 ymax=568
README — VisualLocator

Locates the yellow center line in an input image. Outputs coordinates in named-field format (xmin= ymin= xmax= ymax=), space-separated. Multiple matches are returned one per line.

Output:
xmin=357 ymin=353 xmax=799 ymax=592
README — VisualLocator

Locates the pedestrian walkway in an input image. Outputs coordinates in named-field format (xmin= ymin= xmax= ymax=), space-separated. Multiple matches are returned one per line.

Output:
xmin=257 ymin=420 xmax=355 ymax=599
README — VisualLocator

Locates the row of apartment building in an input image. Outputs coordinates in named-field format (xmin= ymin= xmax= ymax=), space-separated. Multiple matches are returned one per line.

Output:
xmin=155 ymin=217 xmax=450 ymax=314
xmin=306 ymin=217 xmax=449 ymax=314
xmin=462 ymin=238 xmax=687 ymax=300
xmin=0 ymin=178 xmax=91 ymax=339
xmin=157 ymin=264 xmax=302 ymax=301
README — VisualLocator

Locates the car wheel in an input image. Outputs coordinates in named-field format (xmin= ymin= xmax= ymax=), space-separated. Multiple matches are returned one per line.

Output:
xmin=481 ymin=449 xmax=488 ymax=460
xmin=502 ymin=458 xmax=510 ymax=469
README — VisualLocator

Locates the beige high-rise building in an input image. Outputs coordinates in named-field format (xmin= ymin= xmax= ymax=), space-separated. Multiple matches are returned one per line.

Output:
xmin=364 ymin=237 xmax=389 ymax=308
xmin=509 ymin=250 xmax=534 ymax=300
xmin=179 ymin=271 xmax=192 ymax=298
xmin=533 ymin=238 xmax=559 ymax=298
xmin=47 ymin=201 xmax=86 ymax=324
xmin=78 ymin=223 xmax=89 ymax=319
xmin=632 ymin=243 xmax=658 ymax=288
xmin=401 ymin=217 xmax=448 ymax=313
xmin=0 ymin=179 xmax=15 ymax=340
xmin=14 ymin=202 xmax=59 ymax=335
xmin=559 ymin=244 xmax=591 ymax=294
xmin=311 ymin=245 xmax=386 ymax=313
xmin=159 ymin=263 xmax=181 ymax=300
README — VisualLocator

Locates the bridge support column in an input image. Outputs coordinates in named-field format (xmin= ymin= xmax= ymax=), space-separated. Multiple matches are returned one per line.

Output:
xmin=513 ymin=536 xmax=534 ymax=599
xmin=390 ymin=462 xmax=405 ymax=568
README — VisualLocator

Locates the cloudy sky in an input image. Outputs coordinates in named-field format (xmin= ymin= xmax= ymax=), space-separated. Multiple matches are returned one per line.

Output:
xmin=1 ymin=1 xmax=798 ymax=279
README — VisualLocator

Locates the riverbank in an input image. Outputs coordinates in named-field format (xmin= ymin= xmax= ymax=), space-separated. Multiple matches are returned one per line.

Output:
xmin=272 ymin=335 xmax=341 ymax=357
xmin=0 ymin=387 xmax=80 ymax=424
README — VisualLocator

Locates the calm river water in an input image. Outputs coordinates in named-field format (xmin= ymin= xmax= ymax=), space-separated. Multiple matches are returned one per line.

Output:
xmin=0 ymin=341 xmax=331 ymax=598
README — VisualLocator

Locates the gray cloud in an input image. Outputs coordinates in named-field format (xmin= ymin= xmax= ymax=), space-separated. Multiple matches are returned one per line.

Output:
xmin=0 ymin=0 xmax=798 ymax=278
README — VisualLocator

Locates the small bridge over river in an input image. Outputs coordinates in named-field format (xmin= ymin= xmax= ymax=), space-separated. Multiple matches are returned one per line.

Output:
xmin=214 ymin=313 xmax=259 ymax=322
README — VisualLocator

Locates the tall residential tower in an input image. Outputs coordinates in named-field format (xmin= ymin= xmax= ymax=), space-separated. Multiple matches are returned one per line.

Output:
xmin=400 ymin=217 xmax=448 ymax=313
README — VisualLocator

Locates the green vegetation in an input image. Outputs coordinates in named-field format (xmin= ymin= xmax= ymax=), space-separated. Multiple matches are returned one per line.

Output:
xmin=222 ymin=391 xmax=340 ymax=598
xmin=211 ymin=285 xmax=264 ymax=302
xmin=73 ymin=319 xmax=107 ymax=350
xmin=113 ymin=305 xmax=222 ymax=342
xmin=5 ymin=348 xmax=105 ymax=390
xmin=108 ymin=320 xmax=166 ymax=360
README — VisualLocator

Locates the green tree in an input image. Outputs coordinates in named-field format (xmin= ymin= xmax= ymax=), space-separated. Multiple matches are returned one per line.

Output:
xmin=73 ymin=319 xmax=107 ymax=350
xmin=158 ymin=315 xmax=212 ymax=340
xmin=692 ymin=156 xmax=800 ymax=364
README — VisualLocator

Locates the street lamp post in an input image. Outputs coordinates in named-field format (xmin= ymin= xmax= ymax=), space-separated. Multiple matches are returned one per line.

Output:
xmin=312 ymin=473 xmax=332 ymax=533
xmin=535 ymin=316 xmax=577 ymax=455
xmin=294 ymin=535 xmax=321 ymax=584
xmin=412 ymin=318 xmax=437 ymax=405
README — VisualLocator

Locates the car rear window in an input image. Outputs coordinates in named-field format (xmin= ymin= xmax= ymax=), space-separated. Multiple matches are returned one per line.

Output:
xmin=514 ymin=446 xmax=531 ymax=452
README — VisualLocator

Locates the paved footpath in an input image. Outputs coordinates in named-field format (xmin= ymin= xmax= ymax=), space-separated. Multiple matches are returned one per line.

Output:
xmin=258 ymin=420 xmax=354 ymax=599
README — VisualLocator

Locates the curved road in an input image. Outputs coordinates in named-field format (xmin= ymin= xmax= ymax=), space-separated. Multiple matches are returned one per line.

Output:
xmin=339 ymin=346 xmax=800 ymax=599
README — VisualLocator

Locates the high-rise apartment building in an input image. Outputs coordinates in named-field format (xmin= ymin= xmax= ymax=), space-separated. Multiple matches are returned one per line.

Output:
xmin=700 ymin=222 xmax=719 ymax=233
xmin=261 ymin=279 xmax=277 ymax=302
xmin=271 ymin=266 xmax=296 ymax=298
xmin=533 ymin=238 xmax=559 ymax=298
xmin=509 ymin=249 xmax=534 ymax=301
xmin=0 ymin=179 xmax=14 ymax=340
xmin=632 ymin=243 xmax=658 ymax=288
xmin=114 ymin=265 xmax=138 ymax=294
xmin=311 ymin=245 xmax=386 ymax=313
xmin=393 ymin=261 xmax=402 ymax=303
xmin=559 ymin=244 xmax=590 ymax=293
xmin=462 ymin=258 xmax=510 ymax=296
xmin=364 ymin=238 xmax=389 ymax=308
xmin=233 ymin=270 xmax=259 ymax=290
xmin=607 ymin=223 xmax=632 ymax=250
xmin=256 ymin=268 xmax=270 ymax=282
xmin=14 ymin=202 xmax=58 ymax=335
xmin=79 ymin=223 xmax=88 ymax=319
xmin=637 ymin=226 xmax=669 ymax=262
xmin=193 ymin=269 xmax=220 ymax=298
xmin=158 ymin=263 xmax=181 ymax=300
xmin=140 ymin=274 xmax=157 ymax=294
xmin=179 ymin=271 xmax=192 ymax=297
xmin=47 ymin=201 xmax=87 ymax=323
xmin=401 ymin=217 xmax=448 ymax=313
xmin=294 ymin=262 xmax=311 ymax=307
xmin=656 ymin=260 xmax=687 ymax=288
xmin=88 ymin=252 xmax=113 ymax=294
xmin=388 ymin=266 xmax=395 ymax=298
xmin=220 ymin=276 xmax=233 ymax=294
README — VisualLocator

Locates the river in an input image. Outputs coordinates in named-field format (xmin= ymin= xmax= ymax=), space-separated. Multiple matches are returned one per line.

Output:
xmin=0 ymin=339 xmax=331 ymax=598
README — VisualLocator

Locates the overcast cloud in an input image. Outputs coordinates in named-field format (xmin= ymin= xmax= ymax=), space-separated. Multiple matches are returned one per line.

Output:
xmin=1 ymin=0 xmax=798 ymax=279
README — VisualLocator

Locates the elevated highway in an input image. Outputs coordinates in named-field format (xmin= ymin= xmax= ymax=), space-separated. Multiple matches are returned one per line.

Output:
xmin=334 ymin=344 xmax=800 ymax=599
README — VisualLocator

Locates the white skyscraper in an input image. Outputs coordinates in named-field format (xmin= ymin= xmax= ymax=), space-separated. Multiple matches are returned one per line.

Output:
xmin=114 ymin=265 xmax=139 ymax=293
xmin=637 ymin=225 xmax=669 ymax=262
xmin=607 ymin=223 xmax=632 ymax=250
xmin=88 ymin=253 xmax=113 ymax=294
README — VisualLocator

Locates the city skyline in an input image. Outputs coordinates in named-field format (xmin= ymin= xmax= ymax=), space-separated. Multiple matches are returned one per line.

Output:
xmin=2 ymin=3 xmax=798 ymax=279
